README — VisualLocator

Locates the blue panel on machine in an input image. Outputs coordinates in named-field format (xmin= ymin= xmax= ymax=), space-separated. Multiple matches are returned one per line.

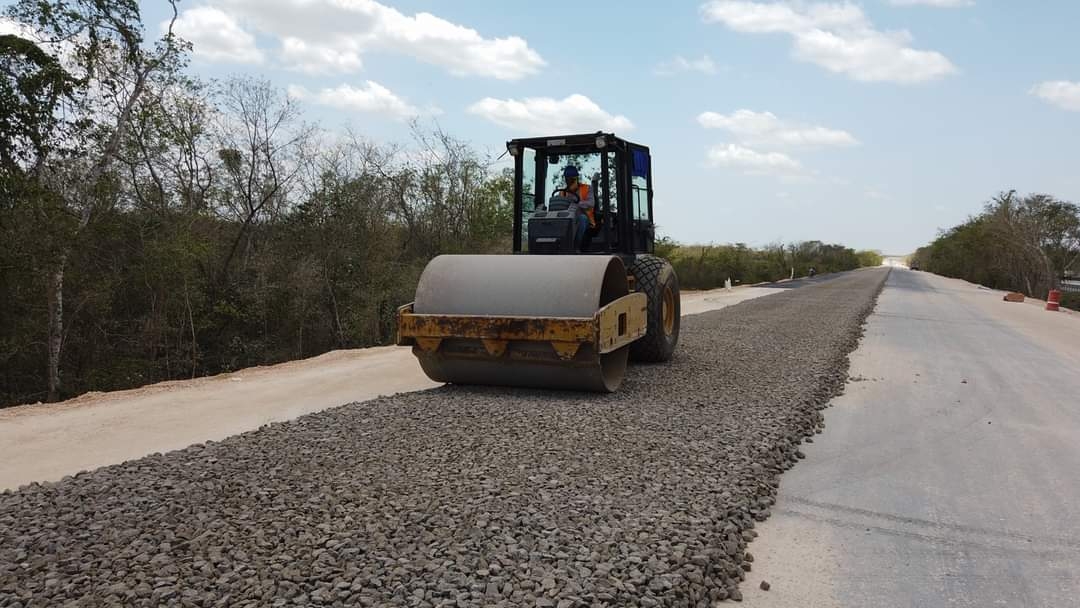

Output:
xmin=632 ymin=149 xmax=649 ymax=178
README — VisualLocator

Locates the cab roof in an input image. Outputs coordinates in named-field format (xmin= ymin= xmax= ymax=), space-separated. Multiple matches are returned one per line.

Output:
xmin=506 ymin=132 xmax=649 ymax=154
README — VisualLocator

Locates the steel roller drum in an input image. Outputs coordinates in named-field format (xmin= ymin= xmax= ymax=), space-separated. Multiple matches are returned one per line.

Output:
xmin=412 ymin=254 xmax=630 ymax=392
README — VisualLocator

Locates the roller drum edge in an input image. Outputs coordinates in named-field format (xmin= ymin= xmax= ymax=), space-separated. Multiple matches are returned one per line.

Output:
xmin=410 ymin=254 xmax=630 ymax=392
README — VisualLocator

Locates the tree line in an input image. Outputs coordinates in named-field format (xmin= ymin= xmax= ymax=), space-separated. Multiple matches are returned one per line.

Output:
xmin=0 ymin=0 xmax=517 ymax=406
xmin=656 ymin=240 xmax=882 ymax=290
xmin=910 ymin=191 xmax=1080 ymax=307
xmin=0 ymin=0 xmax=879 ymax=407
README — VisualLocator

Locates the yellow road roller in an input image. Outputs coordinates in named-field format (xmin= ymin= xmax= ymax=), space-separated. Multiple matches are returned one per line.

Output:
xmin=397 ymin=132 xmax=679 ymax=392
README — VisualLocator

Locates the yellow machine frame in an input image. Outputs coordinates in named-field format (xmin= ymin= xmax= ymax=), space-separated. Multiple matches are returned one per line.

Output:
xmin=397 ymin=292 xmax=647 ymax=362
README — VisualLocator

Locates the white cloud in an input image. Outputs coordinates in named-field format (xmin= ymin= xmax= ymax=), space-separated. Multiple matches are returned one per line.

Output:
xmin=171 ymin=6 xmax=264 ymax=64
xmin=0 ymin=16 xmax=78 ymax=67
xmin=288 ymin=82 xmax=433 ymax=121
xmin=890 ymin=0 xmax=974 ymax=7
xmin=1030 ymin=81 xmax=1080 ymax=112
xmin=281 ymin=38 xmax=362 ymax=74
xmin=467 ymin=94 xmax=633 ymax=135
xmin=698 ymin=109 xmax=858 ymax=147
xmin=706 ymin=143 xmax=805 ymax=176
xmin=196 ymin=0 xmax=544 ymax=79
xmin=0 ymin=17 xmax=36 ymax=39
xmin=655 ymin=54 xmax=719 ymax=76
xmin=700 ymin=1 xmax=956 ymax=83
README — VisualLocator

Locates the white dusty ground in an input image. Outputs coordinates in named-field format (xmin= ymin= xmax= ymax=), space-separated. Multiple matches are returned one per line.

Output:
xmin=1 ymin=283 xmax=778 ymax=490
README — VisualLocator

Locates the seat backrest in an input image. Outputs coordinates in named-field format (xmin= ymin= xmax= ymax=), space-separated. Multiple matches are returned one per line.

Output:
xmin=546 ymin=193 xmax=577 ymax=212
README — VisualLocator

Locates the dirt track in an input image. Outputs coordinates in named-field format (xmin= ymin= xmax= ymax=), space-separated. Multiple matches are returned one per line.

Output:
xmin=0 ymin=270 xmax=887 ymax=607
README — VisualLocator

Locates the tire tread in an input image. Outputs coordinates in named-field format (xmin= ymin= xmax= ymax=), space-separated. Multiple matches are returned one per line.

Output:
xmin=628 ymin=255 xmax=680 ymax=362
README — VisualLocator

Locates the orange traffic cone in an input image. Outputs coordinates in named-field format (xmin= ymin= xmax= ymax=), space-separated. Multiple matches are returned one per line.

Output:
xmin=1046 ymin=289 xmax=1062 ymax=312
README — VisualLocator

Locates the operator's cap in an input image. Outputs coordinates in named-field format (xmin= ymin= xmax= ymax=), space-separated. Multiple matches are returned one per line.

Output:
xmin=563 ymin=166 xmax=579 ymax=178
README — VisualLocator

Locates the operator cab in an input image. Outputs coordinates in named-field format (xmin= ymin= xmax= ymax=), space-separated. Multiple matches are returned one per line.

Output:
xmin=507 ymin=132 xmax=656 ymax=256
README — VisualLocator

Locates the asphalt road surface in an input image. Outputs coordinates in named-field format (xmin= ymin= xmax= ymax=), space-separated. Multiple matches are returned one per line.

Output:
xmin=743 ymin=268 xmax=1080 ymax=608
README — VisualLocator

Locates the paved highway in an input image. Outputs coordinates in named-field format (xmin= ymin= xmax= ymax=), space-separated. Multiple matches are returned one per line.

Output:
xmin=744 ymin=268 xmax=1080 ymax=607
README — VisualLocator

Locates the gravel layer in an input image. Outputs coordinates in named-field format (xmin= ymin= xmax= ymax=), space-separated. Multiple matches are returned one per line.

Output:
xmin=0 ymin=268 xmax=888 ymax=608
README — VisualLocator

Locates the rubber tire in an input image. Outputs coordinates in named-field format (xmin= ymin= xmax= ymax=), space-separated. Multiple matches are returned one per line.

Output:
xmin=628 ymin=255 xmax=680 ymax=362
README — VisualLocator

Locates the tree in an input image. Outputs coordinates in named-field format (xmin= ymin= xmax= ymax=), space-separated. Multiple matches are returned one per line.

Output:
xmin=855 ymin=250 xmax=884 ymax=267
xmin=915 ymin=191 xmax=1080 ymax=299
xmin=213 ymin=76 xmax=314 ymax=287
xmin=0 ymin=34 xmax=76 ymax=171
xmin=394 ymin=122 xmax=512 ymax=258
xmin=1 ymin=0 xmax=187 ymax=401
xmin=294 ymin=136 xmax=405 ymax=348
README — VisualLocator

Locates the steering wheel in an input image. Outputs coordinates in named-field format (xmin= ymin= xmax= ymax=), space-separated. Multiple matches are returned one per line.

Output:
xmin=553 ymin=185 xmax=578 ymax=196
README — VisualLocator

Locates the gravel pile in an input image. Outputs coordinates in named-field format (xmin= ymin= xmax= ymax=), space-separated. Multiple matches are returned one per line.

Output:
xmin=0 ymin=268 xmax=888 ymax=608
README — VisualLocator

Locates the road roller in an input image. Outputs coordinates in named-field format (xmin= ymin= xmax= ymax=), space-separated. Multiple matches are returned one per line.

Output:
xmin=396 ymin=132 xmax=680 ymax=392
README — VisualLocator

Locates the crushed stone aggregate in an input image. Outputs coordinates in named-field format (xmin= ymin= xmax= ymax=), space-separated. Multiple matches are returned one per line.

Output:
xmin=0 ymin=268 xmax=888 ymax=607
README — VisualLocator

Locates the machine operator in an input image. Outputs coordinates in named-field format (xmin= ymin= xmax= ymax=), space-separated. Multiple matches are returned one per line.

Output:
xmin=559 ymin=165 xmax=595 ymax=250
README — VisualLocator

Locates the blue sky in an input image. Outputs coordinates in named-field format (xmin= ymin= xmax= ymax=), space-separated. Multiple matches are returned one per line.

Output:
xmin=78 ymin=2 xmax=1080 ymax=252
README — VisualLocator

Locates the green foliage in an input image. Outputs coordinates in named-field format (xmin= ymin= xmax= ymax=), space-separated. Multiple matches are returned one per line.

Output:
xmin=0 ymin=34 xmax=76 ymax=169
xmin=912 ymin=191 xmax=1080 ymax=299
xmin=856 ymin=250 xmax=884 ymax=267
xmin=653 ymin=236 xmax=678 ymax=260
xmin=2 ymin=0 xmax=190 ymax=402
xmin=658 ymin=239 xmax=875 ymax=290
xmin=0 ymin=108 xmax=518 ymax=406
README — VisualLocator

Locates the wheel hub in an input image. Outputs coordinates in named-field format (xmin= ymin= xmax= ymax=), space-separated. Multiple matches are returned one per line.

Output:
xmin=662 ymin=285 xmax=675 ymax=336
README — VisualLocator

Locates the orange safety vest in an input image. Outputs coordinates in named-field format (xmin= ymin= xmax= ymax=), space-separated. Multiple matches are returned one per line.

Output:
xmin=561 ymin=183 xmax=596 ymax=228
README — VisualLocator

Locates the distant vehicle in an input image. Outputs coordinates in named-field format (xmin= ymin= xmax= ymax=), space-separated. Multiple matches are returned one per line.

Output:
xmin=910 ymin=262 xmax=920 ymax=271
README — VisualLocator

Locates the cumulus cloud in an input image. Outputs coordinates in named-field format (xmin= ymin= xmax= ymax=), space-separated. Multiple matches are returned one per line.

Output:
xmin=0 ymin=17 xmax=36 ymax=39
xmin=706 ymin=143 xmax=805 ymax=176
xmin=467 ymin=94 xmax=633 ymax=135
xmin=655 ymin=55 xmax=720 ymax=76
xmin=281 ymin=38 xmax=362 ymax=74
xmin=1030 ymin=81 xmax=1080 ymax=112
xmin=288 ymin=82 xmax=433 ymax=121
xmin=0 ymin=16 xmax=79 ymax=66
xmin=177 ymin=0 xmax=544 ymax=79
xmin=700 ymin=0 xmax=956 ymax=83
xmin=698 ymin=109 xmax=856 ymax=178
xmin=171 ymin=6 xmax=264 ymax=64
xmin=698 ymin=109 xmax=858 ymax=148
xmin=889 ymin=0 xmax=974 ymax=7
